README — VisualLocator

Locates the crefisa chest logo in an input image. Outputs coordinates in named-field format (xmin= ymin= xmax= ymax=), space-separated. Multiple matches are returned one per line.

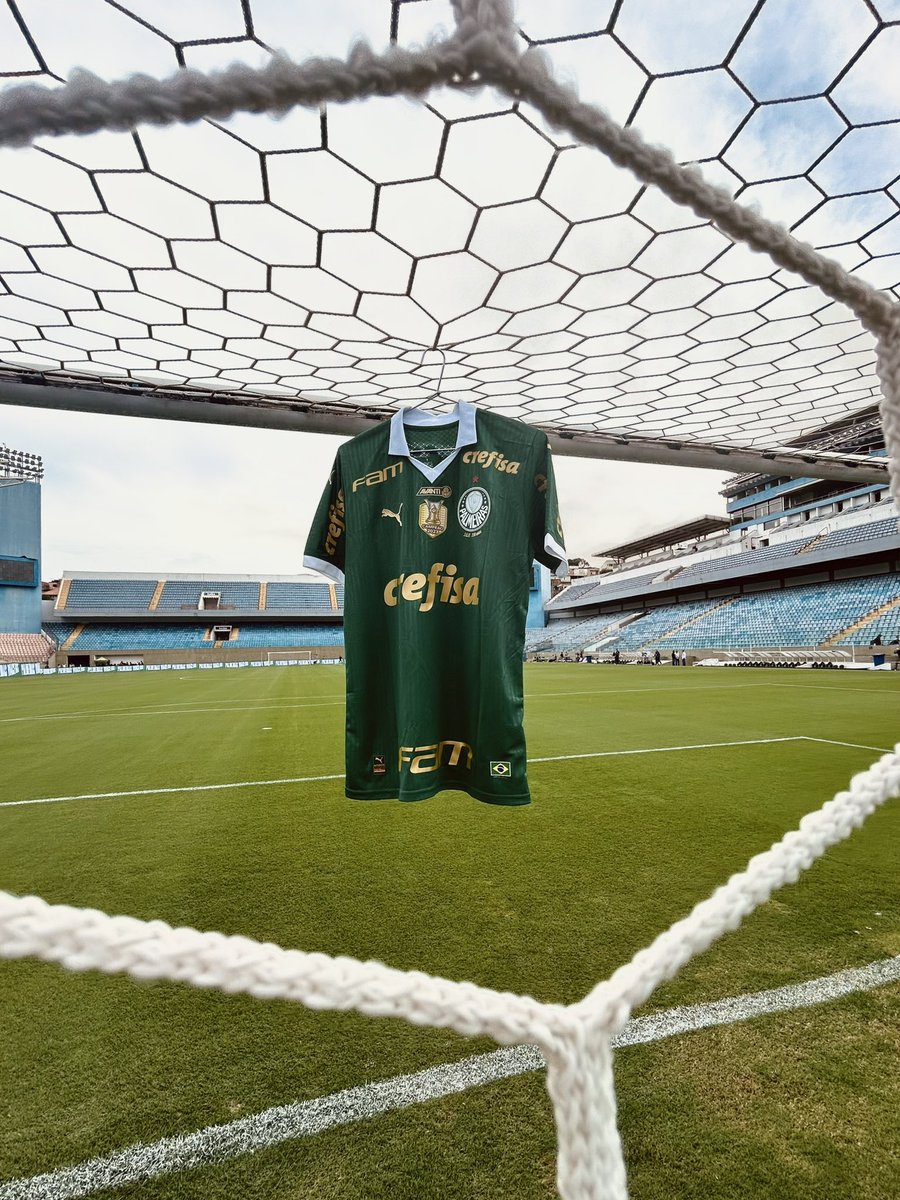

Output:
xmin=458 ymin=486 xmax=491 ymax=536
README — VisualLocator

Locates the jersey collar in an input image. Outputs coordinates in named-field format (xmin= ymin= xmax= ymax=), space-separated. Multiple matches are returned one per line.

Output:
xmin=388 ymin=401 xmax=477 ymax=482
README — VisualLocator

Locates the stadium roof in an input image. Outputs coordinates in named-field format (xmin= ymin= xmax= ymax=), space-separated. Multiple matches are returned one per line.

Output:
xmin=0 ymin=1 xmax=898 ymax=485
xmin=595 ymin=516 xmax=730 ymax=560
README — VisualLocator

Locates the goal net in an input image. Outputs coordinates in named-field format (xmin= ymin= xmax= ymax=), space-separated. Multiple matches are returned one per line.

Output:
xmin=0 ymin=0 xmax=895 ymax=486
xmin=0 ymin=3 xmax=898 ymax=1199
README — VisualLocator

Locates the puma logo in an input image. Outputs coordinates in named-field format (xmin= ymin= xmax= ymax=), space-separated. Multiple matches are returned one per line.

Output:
xmin=382 ymin=503 xmax=403 ymax=526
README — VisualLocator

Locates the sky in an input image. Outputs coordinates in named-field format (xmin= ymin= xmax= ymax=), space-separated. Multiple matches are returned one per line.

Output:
xmin=1 ymin=403 xmax=729 ymax=578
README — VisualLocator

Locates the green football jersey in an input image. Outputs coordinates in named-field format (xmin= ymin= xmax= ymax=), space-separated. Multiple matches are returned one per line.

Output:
xmin=304 ymin=402 xmax=566 ymax=805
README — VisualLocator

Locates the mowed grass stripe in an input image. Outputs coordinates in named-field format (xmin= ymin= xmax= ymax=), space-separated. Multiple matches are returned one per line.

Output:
xmin=2 ymin=667 xmax=898 ymax=1199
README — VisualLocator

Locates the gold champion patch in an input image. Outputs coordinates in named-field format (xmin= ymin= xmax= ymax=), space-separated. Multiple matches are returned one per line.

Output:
xmin=418 ymin=499 xmax=448 ymax=538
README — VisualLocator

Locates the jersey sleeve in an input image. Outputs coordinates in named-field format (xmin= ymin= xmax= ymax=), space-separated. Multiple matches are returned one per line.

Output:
xmin=531 ymin=438 xmax=568 ymax=578
xmin=303 ymin=454 xmax=346 ymax=583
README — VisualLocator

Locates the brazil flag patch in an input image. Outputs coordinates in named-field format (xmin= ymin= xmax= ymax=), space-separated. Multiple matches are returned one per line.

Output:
xmin=490 ymin=761 xmax=511 ymax=777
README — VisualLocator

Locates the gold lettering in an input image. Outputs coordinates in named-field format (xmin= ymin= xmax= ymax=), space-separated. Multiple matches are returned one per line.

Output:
xmin=411 ymin=747 xmax=438 ymax=773
xmin=420 ymin=563 xmax=444 ymax=613
xmin=352 ymin=462 xmax=403 ymax=492
xmin=439 ymin=563 xmax=457 ymax=603
xmin=399 ymin=740 xmax=474 ymax=774
xmin=461 ymin=449 xmax=519 ymax=474
xmin=384 ymin=563 xmax=481 ymax=612
xmin=384 ymin=576 xmax=400 ymax=606
xmin=440 ymin=739 xmax=472 ymax=768
xmin=324 ymin=489 xmax=345 ymax=557
xmin=401 ymin=572 xmax=426 ymax=602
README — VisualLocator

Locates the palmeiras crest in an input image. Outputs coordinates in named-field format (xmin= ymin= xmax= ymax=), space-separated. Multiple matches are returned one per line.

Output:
xmin=418 ymin=499 xmax=448 ymax=539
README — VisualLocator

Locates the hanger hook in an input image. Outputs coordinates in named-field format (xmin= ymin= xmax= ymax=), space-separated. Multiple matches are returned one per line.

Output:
xmin=408 ymin=346 xmax=449 ymax=411
xmin=419 ymin=346 xmax=447 ymax=396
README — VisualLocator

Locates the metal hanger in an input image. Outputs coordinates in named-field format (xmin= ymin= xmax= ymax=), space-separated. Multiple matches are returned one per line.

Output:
xmin=406 ymin=347 xmax=449 ymax=412
xmin=401 ymin=348 xmax=460 ymax=456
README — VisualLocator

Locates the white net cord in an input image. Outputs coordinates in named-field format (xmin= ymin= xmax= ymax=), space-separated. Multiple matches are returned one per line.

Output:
xmin=2 ymin=744 xmax=899 ymax=1200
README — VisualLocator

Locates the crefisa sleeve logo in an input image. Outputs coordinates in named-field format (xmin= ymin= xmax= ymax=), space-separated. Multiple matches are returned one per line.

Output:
xmin=458 ymin=486 xmax=491 ymax=536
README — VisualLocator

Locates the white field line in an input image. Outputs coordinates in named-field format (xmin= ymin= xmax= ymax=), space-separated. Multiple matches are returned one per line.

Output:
xmin=2 ymin=954 xmax=898 ymax=1200
xmin=528 ymin=736 xmax=804 ymax=763
xmin=0 ymin=774 xmax=346 ymax=809
xmin=804 ymin=736 xmax=893 ymax=753
xmin=0 ymin=700 xmax=347 ymax=725
xmin=2 ymin=736 xmax=886 ymax=810
xmin=783 ymin=683 xmax=900 ymax=694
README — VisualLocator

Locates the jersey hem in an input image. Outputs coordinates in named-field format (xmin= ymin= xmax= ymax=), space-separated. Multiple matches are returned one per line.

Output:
xmin=345 ymin=783 xmax=530 ymax=806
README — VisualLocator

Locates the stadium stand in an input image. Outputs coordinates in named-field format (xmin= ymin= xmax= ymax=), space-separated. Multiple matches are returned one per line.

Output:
xmin=654 ymin=576 xmax=900 ymax=650
xmin=264 ymin=582 xmax=335 ymax=611
xmin=547 ymin=569 xmax=664 ymax=609
xmin=64 ymin=578 xmax=158 ymax=610
xmin=531 ymin=614 xmax=641 ymax=654
xmin=233 ymin=625 xmax=344 ymax=647
xmin=68 ymin=626 xmax=214 ymax=651
xmin=532 ymin=574 xmax=900 ymax=655
xmin=156 ymin=580 xmax=261 ymax=611
xmin=0 ymin=632 xmax=54 ymax=663
xmin=604 ymin=601 xmax=719 ymax=651
xmin=674 ymin=516 xmax=900 ymax=582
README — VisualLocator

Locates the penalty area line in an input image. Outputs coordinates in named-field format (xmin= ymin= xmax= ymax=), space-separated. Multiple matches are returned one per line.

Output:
xmin=3 ymin=955 xmax=898 ymax=1200
xmin=2 ymin=737 xmax=816 ymax=809
xmin=3 ymin=737 xmax=889 ymax=810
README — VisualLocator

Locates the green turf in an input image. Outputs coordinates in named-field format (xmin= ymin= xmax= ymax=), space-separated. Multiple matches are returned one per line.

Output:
xmin=1 ymin=665 xmax=898 ymax=1198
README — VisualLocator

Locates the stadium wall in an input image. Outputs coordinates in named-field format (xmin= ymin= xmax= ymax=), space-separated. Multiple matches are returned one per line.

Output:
xmin=0 ymin=479 xmax=41 ymax=633
xmin=57 ymin=645 xmax=345 ymax=667
xmin=526 ymin=563 xmax=552 ymax=628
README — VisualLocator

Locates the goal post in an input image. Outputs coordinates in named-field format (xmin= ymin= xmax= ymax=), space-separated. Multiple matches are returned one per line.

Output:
xmin=265 ymin=650 xmax=314 ymax=664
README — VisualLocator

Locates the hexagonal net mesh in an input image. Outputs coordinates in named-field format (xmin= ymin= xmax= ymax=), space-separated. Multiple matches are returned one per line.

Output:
xmin=0 ymin=0 xmax=899 ymax=475
xmin=1 ymin=5 xmax=900 ymax=1200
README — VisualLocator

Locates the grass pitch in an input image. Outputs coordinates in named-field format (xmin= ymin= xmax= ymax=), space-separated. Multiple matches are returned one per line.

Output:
xmin=1 ymin=664 xmax=898 ymax=1199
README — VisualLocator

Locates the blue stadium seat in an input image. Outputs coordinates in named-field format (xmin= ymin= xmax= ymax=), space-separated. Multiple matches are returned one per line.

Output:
xmin=232 ymin=625 xmax=344 ymax=647
xmin=156 ymin=580 xmax=260 ymax=610
xmin=68 ymin=625 xmax=212 ymax=650
xmin=65 ymin=579 xmax=157 ymax=610
xmin=265 ymin=582 xmax=335 ymax=611
xmin=531 ymin=573 xmax=900 ymax=653
xmin=66 ymin=624 xmax=345 ymax=651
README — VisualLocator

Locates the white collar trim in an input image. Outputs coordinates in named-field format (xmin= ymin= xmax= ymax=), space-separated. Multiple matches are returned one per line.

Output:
xmin=389 ymin=401 xmax=477 ymax=482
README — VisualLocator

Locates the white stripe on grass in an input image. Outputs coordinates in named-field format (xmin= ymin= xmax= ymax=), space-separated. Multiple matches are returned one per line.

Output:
xmin=2 ymin=737 xmax=889 ymax=810
xmin=0 ymin=700 xmax=347 ymax=725
xmin=1 ymin=736 xmax=856 ymax=809
xmin=2 ymin=955 xmax=897 ymax=1200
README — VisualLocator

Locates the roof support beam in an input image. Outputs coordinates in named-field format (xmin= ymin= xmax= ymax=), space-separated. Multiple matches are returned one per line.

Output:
xmin=0 ymin=376 xmax=888 ymax=485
